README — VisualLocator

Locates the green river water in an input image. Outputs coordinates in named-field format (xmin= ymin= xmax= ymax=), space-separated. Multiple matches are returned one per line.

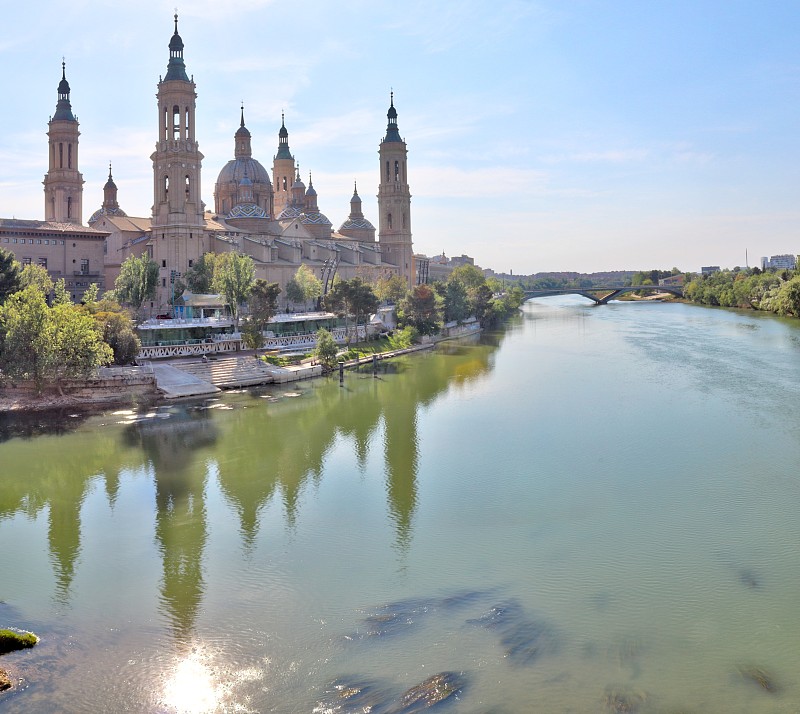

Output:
xmin=1 ymin=296 xmax=800 ymax=713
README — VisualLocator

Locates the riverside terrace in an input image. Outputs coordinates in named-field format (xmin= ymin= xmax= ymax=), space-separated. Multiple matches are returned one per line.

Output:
xmin=136 ymin=311 xmax=368 ymax=360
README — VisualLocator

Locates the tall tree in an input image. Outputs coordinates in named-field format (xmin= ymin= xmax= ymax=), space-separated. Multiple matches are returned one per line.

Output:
xmin=115 ymin=254 xmax=158 ymax=316
xmin=324 ymin=277 xmax=378 ymax=343
xmin=443 ymin=279 xmax=469 ymax=323
xmin=248 ymin=279 xmax=281 ymax=332
xmin=375 ymin=274 xmax=408 ymax=305
xmin=212 ymin=251 xmax=255 ymax=332
xmin=0 ymin=247 xmax=21 ymax=305
xmin=19 ymin=264 xmax=54 ymax=295
xmin=0 ymin=286 xmax=52 ymax=391
xmin=285 ymin=264 xmax=322 ymax=310
xmin=183 ymin=253 xmax=218 ymax=294
xmin=398 ymin=284 xmax=440 ymax=335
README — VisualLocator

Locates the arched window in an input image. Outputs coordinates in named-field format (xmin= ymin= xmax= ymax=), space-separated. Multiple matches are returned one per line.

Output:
xmin=185 ymin=107 xmax=191 ymax=139
xmin=68 ymin=143 xmax=72 ymax=169
xmin=185 ymin=175 xmax=190 ymax=199
xmin=164 ymin=175 xmax=170 ymax=200
xmin=59 ymin=143 xmax=63 ymax=168
xmin=283 ymin=176 xmax=288 ymax=191
xmin=386 ymin=161 xmax=390 ymax=181
xmin=394 ymin=160 xmax=400 ymax=182
xmin=67 ymin=196 xmax=72 ymax=218
xmin=387 ymin=212 xmax=392 ymax=229
xmin=172 ymin=105 xmax=181 ymax=140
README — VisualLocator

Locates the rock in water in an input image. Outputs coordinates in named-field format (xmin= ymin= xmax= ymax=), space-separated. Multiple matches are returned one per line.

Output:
xmin=315 ymin=678 xmax=394 ymax=713
xmin=0 ymin=629 xmax=38 ymax=655
xmin=468 ymin=600 xmax=559 ymax=666
xmin=737 ymin=665 xmax=778 ymax=693
xmin=392 ymin=672 xmax=467 ymax=713
xmin=0 ymin=668 xmax=12 ymax=692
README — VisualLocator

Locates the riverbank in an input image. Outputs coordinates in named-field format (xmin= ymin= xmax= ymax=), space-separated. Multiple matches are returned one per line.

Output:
xmin=0 ymin=332 xmax=469 ymax=413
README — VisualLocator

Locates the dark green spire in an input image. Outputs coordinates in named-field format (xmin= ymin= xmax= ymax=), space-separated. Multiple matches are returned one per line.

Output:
xmin=53 ymin=61 xmax=76 ymax=122
xmin=383 ymin=91 xmax=402 ymax=143
xmin=164 ymin=13 xmax=190 ymax=82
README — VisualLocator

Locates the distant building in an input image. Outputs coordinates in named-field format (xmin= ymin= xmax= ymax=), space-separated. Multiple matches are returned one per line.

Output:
xmin=760 ymin=254 xmax=797 ymax=270
xmin=701 ymin=266 xmax=720 ymax=276
xmin=658 ymin=274 xmax=685 ymax=286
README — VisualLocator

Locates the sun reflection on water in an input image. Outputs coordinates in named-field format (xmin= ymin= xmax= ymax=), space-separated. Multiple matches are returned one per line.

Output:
xmin=160 ymin=644 xmax=263 ymax=714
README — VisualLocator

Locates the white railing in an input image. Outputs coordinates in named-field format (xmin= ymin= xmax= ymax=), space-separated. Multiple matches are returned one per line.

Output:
xmin=137 ymin=325 xmax=367 ymax=359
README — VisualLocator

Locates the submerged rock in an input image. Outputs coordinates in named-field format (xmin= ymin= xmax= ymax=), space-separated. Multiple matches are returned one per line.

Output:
xmin=603 ymin=685 xmax=648 ymax=713
xmin=0 ymin=629 xmax=38 ymax=656
xmin=317 ymin=672 xmax=467 ymax=714
xmin=391 ymin=672 xmax=467 ymax=713
xmin=737 ymin=665 xmax=778 ymax=693
xmin=468 ymin=600 xmax=559 ymax=666
xmin=0 ymin=668 xmax=11 ymax=692
xmin=352 ymin=590 xmax=492 ymax=641
xmin=315 ymin=677 xmax=394 ymax=713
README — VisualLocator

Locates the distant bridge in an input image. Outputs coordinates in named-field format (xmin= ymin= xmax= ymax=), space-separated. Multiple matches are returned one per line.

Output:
xmin=523 ymin=285 xmax=683 ymax=305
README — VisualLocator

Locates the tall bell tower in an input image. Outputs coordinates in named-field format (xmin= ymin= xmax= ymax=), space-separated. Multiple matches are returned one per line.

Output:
xmin=44 ymin=62 xmax=84 ymax=224
xmin=377 ymin=93 xmax=414 ymax=286
xmin=150 ymin=14 xmax=205 ymax=308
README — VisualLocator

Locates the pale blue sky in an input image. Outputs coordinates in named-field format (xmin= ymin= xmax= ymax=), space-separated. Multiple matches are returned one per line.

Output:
xmin=1 ymin=1 xmax=798 ymax=274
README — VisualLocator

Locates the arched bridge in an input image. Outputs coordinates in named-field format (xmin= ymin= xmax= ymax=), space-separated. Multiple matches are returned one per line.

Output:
xmin=523 ymin=285 xmax=683 ymax=305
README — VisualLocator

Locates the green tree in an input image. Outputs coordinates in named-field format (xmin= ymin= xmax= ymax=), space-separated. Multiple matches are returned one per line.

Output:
xmin=248 ymin=279 xmax=281 ymax=332
xmin=53 ymin=278 xmax=72 ymax=306
xmin=184 ymin=253 xmax=219 ymax=294
xmin=82 ymin=282 xmax=100 ymax=305
xmin=212 ymin=251 xmax=255 ymax=332
xmin=375 ymin=274 xmax=408 ymax=304
xmin=100 ymin=312 xmax=140 ymax=365
xmin=115 ymin=254 xmax=158 ymax=316
xmin=324 ymin=277 xmax=378 ymax=343
xmin=443 ymin=279 xmax=469 ymax=323
xmin=20 ymin=264 xmax=54 ymax=295
xmin=0 ymin=247 xmax=21 ymax=304
xmin=0 ymin=286 xmax=52 ymax=391
xmin=449 ymin=264 xmax=485 ymax=290
xmin=49 ymin=302 xmax=113 ymax=387
xmin=313 ymin=327 xmax=339 ymax=371
xmin=285 ymin=264 xmax=321 ymax=310
xmin=398 ymin=284 xmax=440 ymax=335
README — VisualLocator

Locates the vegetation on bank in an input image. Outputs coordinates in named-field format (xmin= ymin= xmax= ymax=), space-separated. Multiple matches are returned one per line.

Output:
xmin=0 ymin=251 xmax=139 ymax=393
xmin=683 ymin=267 xmax=800 ymax=317
xmin=1 ymin=245 xmax=526 ymax=389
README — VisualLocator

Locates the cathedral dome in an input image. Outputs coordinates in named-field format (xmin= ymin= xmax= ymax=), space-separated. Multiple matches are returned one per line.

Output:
xmin=216 ymin=157 xmax=271 ymax=186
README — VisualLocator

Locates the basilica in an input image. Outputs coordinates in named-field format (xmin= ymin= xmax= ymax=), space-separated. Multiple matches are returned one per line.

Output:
xmin=1 ymin=15 xmax=415 ymax=309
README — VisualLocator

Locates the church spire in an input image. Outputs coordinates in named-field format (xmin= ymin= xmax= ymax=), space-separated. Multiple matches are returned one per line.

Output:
xmin=383 ymin=90 xmax=401 ymax=143
xmin=275 ymin=111 xmax=293 ymax=160
xmin=164 ymin=12 xmax=189 ymax=82
xmin=53 ymin=60 xmax=76 ymax=122
xmin=234 ymin=104 xmax=252 ymax=158
xmin=102 ymin=163 xmax=120 ymax=212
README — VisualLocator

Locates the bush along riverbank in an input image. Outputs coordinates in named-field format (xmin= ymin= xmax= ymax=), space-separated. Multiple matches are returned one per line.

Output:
xmin=683 ymin=268 xmax=800 ymax=317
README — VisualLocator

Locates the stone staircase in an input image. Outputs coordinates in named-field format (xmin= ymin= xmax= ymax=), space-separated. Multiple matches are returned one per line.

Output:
xmin=176 ymin=356 xmax=321 ymax=388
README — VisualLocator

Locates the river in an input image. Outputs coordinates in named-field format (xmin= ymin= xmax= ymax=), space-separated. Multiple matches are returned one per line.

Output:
xmin=1 ymin=297 xmax=799 ymax=713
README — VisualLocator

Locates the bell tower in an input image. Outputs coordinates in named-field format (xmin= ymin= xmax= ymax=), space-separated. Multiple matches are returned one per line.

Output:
xmin=44 ymin=62 xmax=84 ymax=224
xmin=150 ymin=14 xmax=205 ymax=308
xmin=377 ymin=93 xmax=414 ymax=286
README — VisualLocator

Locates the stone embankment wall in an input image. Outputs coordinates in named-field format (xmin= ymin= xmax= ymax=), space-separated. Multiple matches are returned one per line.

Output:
xmin=0 ymin=367 xmax=159 ymax=409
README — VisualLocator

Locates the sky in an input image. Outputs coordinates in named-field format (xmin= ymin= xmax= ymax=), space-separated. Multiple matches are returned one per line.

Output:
xmin=1 ymin=0 xmax=798 ymax=275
